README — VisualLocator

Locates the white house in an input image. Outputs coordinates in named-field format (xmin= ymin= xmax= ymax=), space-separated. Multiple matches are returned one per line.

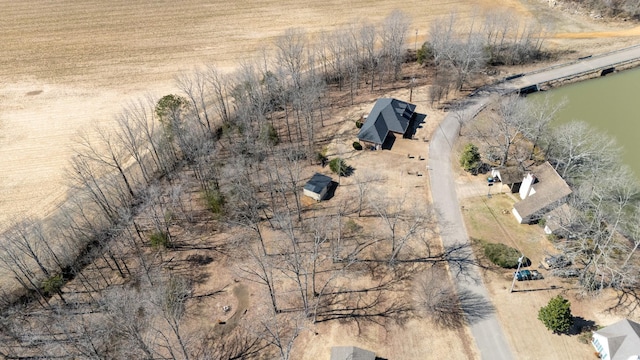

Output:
xmin=592 ymin=318 xmax=640 ymax=360
xmin=511 ymin=162 xmax=572 ymax=224
xmin=303 ymin=173 xmax=333 ymax=202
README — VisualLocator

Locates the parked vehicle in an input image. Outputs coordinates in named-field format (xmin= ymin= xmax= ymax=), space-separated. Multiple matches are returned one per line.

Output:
xmin=514 ymin=269 xmax=544 ymax=281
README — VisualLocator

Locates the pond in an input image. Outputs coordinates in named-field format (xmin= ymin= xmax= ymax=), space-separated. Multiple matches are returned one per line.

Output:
xmin=529 ymin=66 xmax=640 ymax=178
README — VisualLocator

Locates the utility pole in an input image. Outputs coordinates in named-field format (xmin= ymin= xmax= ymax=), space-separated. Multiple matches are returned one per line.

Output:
xmin=409 ymin=77 xmax=416 ymax=102
xmin=509 ymin=256 xmax=524 ymax=293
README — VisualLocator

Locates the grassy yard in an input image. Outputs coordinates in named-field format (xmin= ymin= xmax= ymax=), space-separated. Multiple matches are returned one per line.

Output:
xmin=461 ymin=193 xmax=558 ymax=268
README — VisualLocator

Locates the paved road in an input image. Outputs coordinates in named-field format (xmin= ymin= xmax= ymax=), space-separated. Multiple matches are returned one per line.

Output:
xmin=501 ymin=43 xmax=640 ymax=94
xmin=429 ymin=95 xmax=513 ymax=360
xmin=428 ymin=44 xmax=640 ymax=360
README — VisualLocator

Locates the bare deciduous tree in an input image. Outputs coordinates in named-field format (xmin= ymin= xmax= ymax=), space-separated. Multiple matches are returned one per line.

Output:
xmin=546 ymin=121 xmax=620 ymax=182
xmin=381 ymin=10 xmax=411 ymax=81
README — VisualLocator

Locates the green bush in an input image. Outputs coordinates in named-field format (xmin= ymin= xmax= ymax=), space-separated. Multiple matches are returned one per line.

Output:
xmin=150 ymin=231 xmax=171 ymax=249
xmin=316 ymin=148 xmax=328 ymax=165
xmin=417 ymin=42 xmax=433 ymax=65
xmin=460 ymin=143 xmax=481 ymax=172
xmin=577 ymin=325 xmax=601 ymax=344
xmin=537 ymin=218 xmax=547 ymax=227
xmin=344 ymin=219 xmax=363 ymax=234
xmin=203 ymin=188 xmax=225 ymax=215
xmin=538 ymin=295 xmax=573 ymax=334
xmin=42 ymin=274 xmax=64 ymax=296
xmin=261 ymin=123 xmax=279 ymax=146
xmin=355 ymin=120 xmax=363 ymax=128
xmin=482 ymin=242 xmax=527 ymax=268
xmin=329 ymin=158 xmax=351 ymax=177
xmin=352 ymin=141 xmax=363 ymax=151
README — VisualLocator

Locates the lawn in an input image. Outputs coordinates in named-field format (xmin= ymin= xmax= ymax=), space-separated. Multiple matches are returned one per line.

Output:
xmin=461 ymin=193 xmax=557 ymax=268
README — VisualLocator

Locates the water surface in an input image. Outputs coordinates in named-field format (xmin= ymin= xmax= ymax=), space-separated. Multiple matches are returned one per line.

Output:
xmin=531 ymin=67 xmax=640 ymax=177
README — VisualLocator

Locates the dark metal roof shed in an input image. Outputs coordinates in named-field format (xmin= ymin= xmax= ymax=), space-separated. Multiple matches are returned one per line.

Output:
xmin=303 ymin=173 xmax=333 ymax=194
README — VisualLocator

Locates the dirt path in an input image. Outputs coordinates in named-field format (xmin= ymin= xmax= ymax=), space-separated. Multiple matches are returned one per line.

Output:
xmin=555 ymin=25 xmax=640 ymax=38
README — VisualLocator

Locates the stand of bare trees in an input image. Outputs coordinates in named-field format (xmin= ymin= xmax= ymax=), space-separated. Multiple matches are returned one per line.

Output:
xmin=0 ymin=9 xmax=452 ymax=358
xmin=424 ymin=10 xmax=547 ymax=102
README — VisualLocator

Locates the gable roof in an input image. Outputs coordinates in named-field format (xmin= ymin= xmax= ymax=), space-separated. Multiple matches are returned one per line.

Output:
xmin=595 ymin=319 xmax=640 ymax=359
xmin=357 ymin=98 xmax=416 ymax=145
xmin=493 ymin=166 xmax=524 ymax=185
xmin=513 ymin=162 xmax=572 ymax=220
xmin=330 ymin=346 xmax=376 ymax=360
xmin=304 ymin=173 xmax=333 ymax=194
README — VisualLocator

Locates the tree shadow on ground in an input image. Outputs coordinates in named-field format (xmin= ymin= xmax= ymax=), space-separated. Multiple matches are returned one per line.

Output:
xmin=460 ymin=289 xmax=496 ymax=325
xmin=569 ymin=316 xmax=597 ymax=335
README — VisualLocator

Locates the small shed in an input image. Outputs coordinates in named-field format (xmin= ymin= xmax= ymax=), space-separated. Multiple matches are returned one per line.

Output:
xmin=330 ymin=346 xmax=376 ymax=360
xmin=303 ymin=173 xmax=333 ymax=202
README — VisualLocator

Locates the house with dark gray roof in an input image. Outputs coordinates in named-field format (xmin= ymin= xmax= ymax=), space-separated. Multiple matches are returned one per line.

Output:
xmin=592 ymin=318 xmax=640 ymax=360
xmin=303 ymin=173 xmax=333 ymax=201
xmin=357 ymin=98 xmax=416 ymax=149
xmin=512 ymin=162 xmax=572 ymax=224
xmin=330 ymin=346 xmax=376 ymax=360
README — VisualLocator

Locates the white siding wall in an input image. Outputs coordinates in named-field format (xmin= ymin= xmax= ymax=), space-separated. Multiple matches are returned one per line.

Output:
xmin=512 ymin=208 xmax=524 ymax=224
xmin=592 ymin=333 xmax=610 ymax=360
xmin=303 ymin=188 xmax=321 ymax=201
xmin=303 ymin=187 xmax=328 ymax=202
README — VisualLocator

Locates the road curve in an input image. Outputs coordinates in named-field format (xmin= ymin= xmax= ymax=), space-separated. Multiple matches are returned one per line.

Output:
xmin=428 ymin=44 xmax=640 ymax=360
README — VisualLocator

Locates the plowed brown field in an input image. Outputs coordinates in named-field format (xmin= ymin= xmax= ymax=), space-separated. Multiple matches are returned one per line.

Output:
xmin=0 ymin=0 xmax=528 ymax=226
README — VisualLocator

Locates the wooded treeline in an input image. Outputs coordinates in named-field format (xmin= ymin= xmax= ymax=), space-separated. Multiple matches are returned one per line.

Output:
xmin=419 ymin=10 xmax=547 ymax=103
xmin=469 ymin=93 xmax=640 ymax=312
xmin=567 ymin=0 xmax=640 ymax=19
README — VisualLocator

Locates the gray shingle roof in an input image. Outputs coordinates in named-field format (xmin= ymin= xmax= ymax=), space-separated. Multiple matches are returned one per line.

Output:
xmin=304 ymin=173 xmax=332 ymax=194
xmin=513 ymin=162 xmax=572 ymax=220
xmin=357 ymin=98 xmax=416 ymax=145
xmin=495 ymin=166 xmax=524 ymax=185
xmin=330 ymin=346 xmax=376 ymax=360
xmin=595 ymin=319 xmax=640 ymax=360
